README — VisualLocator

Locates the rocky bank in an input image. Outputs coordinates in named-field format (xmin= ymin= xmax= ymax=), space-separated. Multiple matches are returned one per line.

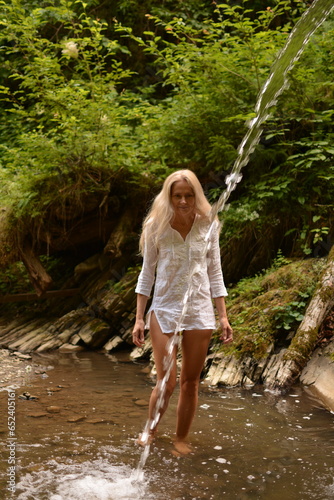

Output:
xmin=0 ymin=250 xmax=333 ymax=413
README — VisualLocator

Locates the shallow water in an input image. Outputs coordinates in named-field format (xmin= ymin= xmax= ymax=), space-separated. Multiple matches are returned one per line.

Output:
xmin=1 ymin=351 xmax=334 ymax=500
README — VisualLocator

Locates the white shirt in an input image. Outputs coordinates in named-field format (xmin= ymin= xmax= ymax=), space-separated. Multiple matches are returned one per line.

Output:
xmin=135 ymin=216 xmax=227 ymax=333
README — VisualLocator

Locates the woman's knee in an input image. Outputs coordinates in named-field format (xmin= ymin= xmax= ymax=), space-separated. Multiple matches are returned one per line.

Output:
xmin=179 ymin=377 xmax=199 ymax=396
xmin=155 ymin=375 xmax=177 ymax=398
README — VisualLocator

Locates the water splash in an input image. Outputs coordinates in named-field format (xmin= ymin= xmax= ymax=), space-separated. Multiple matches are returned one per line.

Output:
xmin=135 ymin=0 xmax=334 ymax=476
xmin=16 ymin=459 xmax=152 ymax=500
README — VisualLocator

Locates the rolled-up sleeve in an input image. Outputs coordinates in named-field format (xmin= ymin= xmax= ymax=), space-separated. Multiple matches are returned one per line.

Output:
xmin=207 ymin=222 xmax=228 ymax=298
xmin=135 ymin=237 xmax=158 ymax=297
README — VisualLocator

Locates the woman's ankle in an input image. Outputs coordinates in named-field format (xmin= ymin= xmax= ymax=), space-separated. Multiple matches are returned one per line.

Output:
xmin=173 ymin=438 xmax=193 ymax=455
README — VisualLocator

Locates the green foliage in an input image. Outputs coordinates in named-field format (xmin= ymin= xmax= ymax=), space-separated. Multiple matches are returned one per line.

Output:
xmin=272 ymin=290 xmax=311 ymax=331
xmin=269 ymin=249 xmax=291 ymax=270
xmin=0 ymin=0 xmax=164 ymax=225
xmin=214 ymin=257 xmax=325 ymax=359
xmin=117 ymin=1 xmax=295 ymax=172
xmin=0 ymin=255 xmax=70 ymax=295
xmin=0 ymin=261 xmax=33 ymax=294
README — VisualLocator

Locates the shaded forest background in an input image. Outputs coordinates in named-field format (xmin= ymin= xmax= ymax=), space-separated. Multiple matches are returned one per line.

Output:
xmin=0 ymin=0 xmax=333 ymax=303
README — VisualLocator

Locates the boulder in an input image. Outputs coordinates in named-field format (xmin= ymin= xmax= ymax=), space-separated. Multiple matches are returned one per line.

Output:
xmin=300 ymin=339 xmax=334 ymax=412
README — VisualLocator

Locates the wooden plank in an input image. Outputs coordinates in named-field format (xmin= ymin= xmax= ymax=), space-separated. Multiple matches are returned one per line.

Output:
xmin=0 ymin=289 xmax=81 ymax=303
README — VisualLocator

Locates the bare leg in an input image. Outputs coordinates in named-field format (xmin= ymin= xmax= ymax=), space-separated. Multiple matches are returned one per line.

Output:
xmin=140 ymin=312 xmax=177 ymax=443
xmin=174 ymin=329 xmax=212 ymax=454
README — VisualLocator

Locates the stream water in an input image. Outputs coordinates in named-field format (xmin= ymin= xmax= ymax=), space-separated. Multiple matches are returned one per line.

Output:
xmin=1 ymin=351 xmax=334 ymax=500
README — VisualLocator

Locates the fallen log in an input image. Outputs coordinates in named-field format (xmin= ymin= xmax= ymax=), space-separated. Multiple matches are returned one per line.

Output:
xmin=269 ymin=244 xmax=334 ymax=390
xmin=0 ymin=289 xmax=80 ymax=303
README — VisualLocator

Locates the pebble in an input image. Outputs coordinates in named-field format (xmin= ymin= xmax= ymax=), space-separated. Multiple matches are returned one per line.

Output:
xmin=67 ymin=416 xmax=86 ymax=423
xmin=46 ymin=406 xmax=61 ymax=413
xmin=134 ymin=399 xmax=149 ymax=406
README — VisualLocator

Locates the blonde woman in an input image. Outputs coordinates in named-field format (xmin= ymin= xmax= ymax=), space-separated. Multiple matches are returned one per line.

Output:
xmin=132 ymin=169 xmax=233 ymax=455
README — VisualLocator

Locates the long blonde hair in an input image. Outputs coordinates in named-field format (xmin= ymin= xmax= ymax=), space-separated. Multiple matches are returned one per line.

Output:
xmin=139 ymin=169 xmax=212 ymax=254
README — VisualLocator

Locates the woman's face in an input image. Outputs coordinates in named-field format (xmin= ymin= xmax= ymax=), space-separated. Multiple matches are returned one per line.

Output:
xmin=170 ymin=179 xmax=196 ymax=218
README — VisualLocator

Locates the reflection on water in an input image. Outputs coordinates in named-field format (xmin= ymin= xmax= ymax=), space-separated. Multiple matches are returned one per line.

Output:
xmin=1 ymin=351 xmax=334 ymax=500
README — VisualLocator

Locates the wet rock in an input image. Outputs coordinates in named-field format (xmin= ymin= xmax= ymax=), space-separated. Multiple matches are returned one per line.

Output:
xmin=36 ymin=337 xmax=63 ymax=351
xmin=12 ymin=352 xmax=32 ymax=360
xmin=134 ymin=399 xmax=149 ymax=407
xmin=130 ymin=338 xmax=152 ymax=361
xmin=68 ymin=333 xmax=82 ymax=346
xmin=261 ymin=349 xmax=292 ymax=387
xmin=5 ymin=320 xmax=52 ymax=352
xmin=18 ymin=392 xmax=39 ymax=401
xmin=128 ymin=412 xmax=143 ymax=418
xmin=243 ymin=376 xmax=255 ymax=388
xmin=58 ymin=343 xmax=85 ymax=352
xmin=86 ymin=418 xmax=111 ymax=424
xmin=300 ymin=339 xmax=334 ymax=412
xmin=103 ymin=335 xmax=125 ymax=352
xmin=12 ymin=328 xmax=53 ymax=352
xmin=206 ymin=354 xmax=245 ymax=386
xmin=58 ymin=329 xmax=78 ymax=344
xmin=67 ymin=416 xmax=86 ymax=423
xmin=77 ymin=318 xmax=111 ymax=348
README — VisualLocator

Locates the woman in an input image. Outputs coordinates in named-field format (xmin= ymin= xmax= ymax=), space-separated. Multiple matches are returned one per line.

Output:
xmin=132 ymin=169 xmax=233 ymax=455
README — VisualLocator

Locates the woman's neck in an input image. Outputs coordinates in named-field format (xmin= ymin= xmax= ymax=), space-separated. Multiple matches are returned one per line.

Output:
xmin=171 ymin=212 xmax=196 ymax=228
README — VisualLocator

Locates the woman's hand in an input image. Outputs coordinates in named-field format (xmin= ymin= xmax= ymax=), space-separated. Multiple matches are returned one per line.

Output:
xmin=219 ymin=317 xmax=233 ymax=344
xmin=132 ymin=319 xmax=145 ymax=348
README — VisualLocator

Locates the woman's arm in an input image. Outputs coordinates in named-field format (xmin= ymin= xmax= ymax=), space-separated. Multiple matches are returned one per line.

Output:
xmin=132 ymin=293 xmax=149 ymax=347
xmin=214 ymin=296 xmax=233 ymax=344
xmin=207 ymin=222 xmax=233 ymax=343
xmin=133 ymin=232 xmax=158 ymax=347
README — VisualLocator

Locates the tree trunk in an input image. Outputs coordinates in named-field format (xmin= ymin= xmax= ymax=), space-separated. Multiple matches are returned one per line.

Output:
xmin=20 ymin=240 xmax=53 ymax=296
xmin=268 ymin=245 xmax=334 ymax=390
xmin=103 ymin=208 xmax=137 ymax=258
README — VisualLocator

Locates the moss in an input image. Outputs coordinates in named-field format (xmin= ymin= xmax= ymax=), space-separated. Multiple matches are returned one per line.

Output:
xmin=319 ymin=285 xmax=334 ymax=303
xmin=213 ymin=257 xmax=326 ymax=359
xmin=283 ymin=327 xmax=319 ymax=366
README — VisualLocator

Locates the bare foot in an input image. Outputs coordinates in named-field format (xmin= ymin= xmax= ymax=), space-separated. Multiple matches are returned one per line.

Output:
xmin=173 ymin=440 xmax=193 ymax=456
xmin=136 ymin=432 xmax=155 ymax=447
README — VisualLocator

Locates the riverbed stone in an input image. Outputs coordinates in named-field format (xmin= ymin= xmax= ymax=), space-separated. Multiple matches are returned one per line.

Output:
xmin=58 ymin=343 xmax=85 ymax=352
xmin=46 ymin=405 xmax=61 ymax=413
xmin=67 ymin=416 xmax=86 ymax=423
xmin=13 ymin=352 xmax=32 ymax=360
xmin=134 ymin=399 xmax=149 ymax=407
